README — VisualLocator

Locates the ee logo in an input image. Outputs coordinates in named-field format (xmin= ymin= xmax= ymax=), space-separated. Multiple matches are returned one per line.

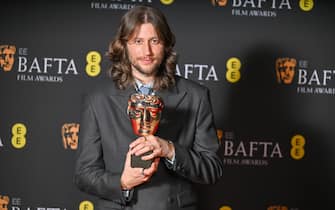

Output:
xmin=299 ymin=0 xmax=314 ymax=11
xmin=220 ymin=206 xmax=232 ymax=210
xmin=79 ymin=200 xmax=94 ymax=210
xmin=290 ymin=134 xmax=306 ymax=160
xmin=160 ymin=0 xmax=174 ymax=5
xmin=86 ymin=51 xmax=101 ymax=77
xmin=226 ymin=57 xmax=241 ymax=83
xmin=11 ymin=123 xmax=27 ymax=149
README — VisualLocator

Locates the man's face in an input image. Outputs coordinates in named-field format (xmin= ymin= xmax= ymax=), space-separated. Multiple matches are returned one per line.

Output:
xmin=0 ymin=46 xmax=16 ymax=71
xmin=127 ymin=94 xmax=164 ymax=136
xmin=126 ymin=23 xmax=165 ymax=80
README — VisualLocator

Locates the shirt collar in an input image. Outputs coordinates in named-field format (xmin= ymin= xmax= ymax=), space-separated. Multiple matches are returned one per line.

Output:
xmin=134 ymin=79 xmax=155 ymax=95
xmin=135 ymin=79 xmax=154 ymax=88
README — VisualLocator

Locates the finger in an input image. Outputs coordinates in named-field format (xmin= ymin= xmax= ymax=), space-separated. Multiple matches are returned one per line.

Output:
xmin=146 ymin=136 xmax=163 ymax=152
xmin=124 ymin=149 xmax=132 ymax=167
xmin=130 ymin=143 xmax=145 ymax=155
xmin=129 ymin=137 xmax=146 ymax=149
xmin=145 ymin=135 xmax=159 ymax=145
xmin=141 ymin=150 xmax=156 ymax=160
xmin=154 ymin=157 xmax=160 ymax=164
xmin=141 ymin=168 xmax=151 ymax=179
xmin=129 ymin=136 xmax=147 ymax=149
xmin=141 ymin=168 xmax=150 ymax=178
xmin=142 ymin=176 xmax=150 ymax=182
xmin=146 ymin=158 xmax=160 ymax=174
xmin=130 ymin=140 xmax=149 ymax=155
xmin=134 ymin=143 xmax=154 ymax=156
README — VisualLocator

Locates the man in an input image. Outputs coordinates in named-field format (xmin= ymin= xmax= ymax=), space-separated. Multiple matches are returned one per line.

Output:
xmin=74 ymin=5 xmax=223 ymax=210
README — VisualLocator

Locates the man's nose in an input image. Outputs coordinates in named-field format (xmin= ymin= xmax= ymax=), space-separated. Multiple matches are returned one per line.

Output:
xmin=143 ymin=41 xmax=153 ymax=55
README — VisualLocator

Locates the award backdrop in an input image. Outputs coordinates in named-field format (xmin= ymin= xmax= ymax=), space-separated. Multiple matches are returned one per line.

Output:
xmin=1 ymin=0 xmax=334 ymax=210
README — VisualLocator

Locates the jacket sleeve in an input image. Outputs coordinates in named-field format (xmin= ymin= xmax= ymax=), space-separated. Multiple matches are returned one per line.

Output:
xmin=73 ymin=93 xmax=130 ymax=204
xmin=166 ymin=88 xmax=224 ymax=184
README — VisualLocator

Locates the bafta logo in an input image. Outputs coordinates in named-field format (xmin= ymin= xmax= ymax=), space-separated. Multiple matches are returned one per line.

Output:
xmin=0 ymin=45 xmax=16 ymax=72
xmin=0 ymin=195 xmax=9 ymax=210
xmin=211 ymin=0 xmax=228 ymax=7
xmin=61 ymin=123 xmax=80 ymax=150
xmin=275 ymin=57 xmax=297 ymax=84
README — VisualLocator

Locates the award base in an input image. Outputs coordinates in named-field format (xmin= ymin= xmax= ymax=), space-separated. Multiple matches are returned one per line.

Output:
xmin=131 ymin=151 xmax=153 ymax=169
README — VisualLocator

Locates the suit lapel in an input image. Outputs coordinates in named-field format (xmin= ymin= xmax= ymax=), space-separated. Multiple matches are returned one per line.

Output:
xmin=156 ymin=84 xmax=187 ymax=111
xmin=155 ymin=83 xmax=187 ymax=136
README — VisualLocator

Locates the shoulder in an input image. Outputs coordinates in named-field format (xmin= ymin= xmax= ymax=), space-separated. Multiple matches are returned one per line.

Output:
xmin=174 ymin=75 xmax=208 ymax=94
xmin=82 ymin=79 xmax=117 ymax=101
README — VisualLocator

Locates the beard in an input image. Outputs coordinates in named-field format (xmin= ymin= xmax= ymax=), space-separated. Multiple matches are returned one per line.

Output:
xmin=130 ymin=61 xmax=161 ymax=77
xmin=126 ymin=45 xmax=165 ymax=78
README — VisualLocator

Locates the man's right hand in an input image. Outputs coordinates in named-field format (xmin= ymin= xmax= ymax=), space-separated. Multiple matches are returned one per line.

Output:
xmin=120 ymin=146 xmax=160 ymax=190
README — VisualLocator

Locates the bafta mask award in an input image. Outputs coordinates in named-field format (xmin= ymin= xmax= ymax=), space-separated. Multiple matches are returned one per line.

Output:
xmin=127 ymin=93 xmax=164 ymax=168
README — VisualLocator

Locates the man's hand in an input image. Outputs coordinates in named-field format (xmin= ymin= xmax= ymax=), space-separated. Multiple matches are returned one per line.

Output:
xmin=130 ymin=135 xmax=175 ymax=161
xmin=120 ymin=140 xmax=160 ymax=190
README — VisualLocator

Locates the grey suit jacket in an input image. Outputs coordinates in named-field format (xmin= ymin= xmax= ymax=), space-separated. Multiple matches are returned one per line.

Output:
xmin=74 ymin=76 xmax=223 ymax=210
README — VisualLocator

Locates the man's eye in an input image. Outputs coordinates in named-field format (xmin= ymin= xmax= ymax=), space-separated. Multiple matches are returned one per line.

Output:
xmin=150 ymin=38 xmax=160 ymax=45
xmin=134 ymin=39 xmax=143 ymax=45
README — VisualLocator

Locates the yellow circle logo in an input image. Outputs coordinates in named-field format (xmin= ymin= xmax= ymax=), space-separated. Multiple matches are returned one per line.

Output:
xmin=290 ymin=134 xmax=306 ymax=160
xmin=160 ymin=0 xmax=174 ymax=5
xmin=86 ymin=51 xmax=101 ymax=77
xmin=226 ymin=57 xmax=241 ymax=83
xmin=299 ymin=0 xmax=314 ymax=11
xmin=11 ymin=123 xmax=27 ymax=149
xmin=79 ymin=200 xmax=94 ymax=210
xmin=226 ymin=57 xmax=241 ymax=70
xmin=220 ymin=206 xmax=232 ymax=210
xmin=226 ymin=70 xmax=241 ymax=83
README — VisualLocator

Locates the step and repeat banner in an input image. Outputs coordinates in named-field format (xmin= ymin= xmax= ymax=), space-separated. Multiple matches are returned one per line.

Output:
xmin=1 ymin=0 xmax=334 ymax=210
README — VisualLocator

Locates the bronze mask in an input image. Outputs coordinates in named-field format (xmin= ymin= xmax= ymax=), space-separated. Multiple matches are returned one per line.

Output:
xmin=127 ymin=93 xmax=164 ymax=136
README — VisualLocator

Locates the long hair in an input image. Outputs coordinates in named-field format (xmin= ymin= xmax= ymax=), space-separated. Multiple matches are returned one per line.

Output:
xmin=107 ymin=5 xmax=177 ymax=90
